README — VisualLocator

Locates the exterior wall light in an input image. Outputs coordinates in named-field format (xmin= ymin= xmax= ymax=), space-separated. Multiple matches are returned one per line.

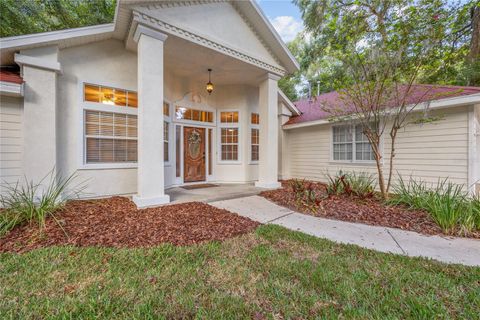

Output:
xmin=206 ymin=68 xmax=214 ymax=95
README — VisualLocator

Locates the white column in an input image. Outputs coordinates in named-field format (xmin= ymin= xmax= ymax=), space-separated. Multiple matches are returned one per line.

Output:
xmin=132 ymin=25 xmax=170 ymax=207
xmin=15 ymin=49 xmax=61 ymax=191
xmin=255 ymin=73 xmax=281 ymax=189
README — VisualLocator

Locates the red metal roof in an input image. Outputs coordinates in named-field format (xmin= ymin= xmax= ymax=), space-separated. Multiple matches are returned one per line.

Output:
xmin=286 ymin=84 xmax=480 ymax=125
xmin=0 ymin=70 xmax=23 ymax=84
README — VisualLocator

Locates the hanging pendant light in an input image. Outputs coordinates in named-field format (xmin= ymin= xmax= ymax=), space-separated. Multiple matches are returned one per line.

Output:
xmin=206 ymin=68 xmax=214 ymax=95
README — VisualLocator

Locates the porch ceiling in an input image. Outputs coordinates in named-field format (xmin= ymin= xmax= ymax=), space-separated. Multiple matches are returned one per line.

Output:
xmin=164 ymin=34 xmax=266 ymax=86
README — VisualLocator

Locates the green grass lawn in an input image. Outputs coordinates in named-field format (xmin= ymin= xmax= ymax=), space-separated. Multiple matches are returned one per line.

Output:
xmin=1 ymin=225 xmax=479 ymax=319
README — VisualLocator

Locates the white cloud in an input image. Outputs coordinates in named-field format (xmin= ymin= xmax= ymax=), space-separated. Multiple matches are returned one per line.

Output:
xmin=269 ymin=16 xmax=304 ymax=43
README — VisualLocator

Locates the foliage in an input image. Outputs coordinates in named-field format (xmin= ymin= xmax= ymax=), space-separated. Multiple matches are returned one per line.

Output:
xmin=389 ymin=176 xmax=480 ymax=234
xmin=292 ymin=0 xmax=480 ymax=93
xmin=289 ymin=179 xmax=321 ymax=212
xmin=0 ymin=0 xmax=116 ymax=38
xmin=1 ymin=225 xmax=479 ymax=318
xmin=0 ymin=170 xmax=85 ymax=236
xmin=325 ymin=171 xmax=376 ymax=198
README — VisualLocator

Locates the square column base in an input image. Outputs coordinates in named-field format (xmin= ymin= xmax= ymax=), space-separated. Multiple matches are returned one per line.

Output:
xmin=133 ymin=194 xmax=170 ymax=208
xmin=255 ymin=181 xmax=281 ymax=189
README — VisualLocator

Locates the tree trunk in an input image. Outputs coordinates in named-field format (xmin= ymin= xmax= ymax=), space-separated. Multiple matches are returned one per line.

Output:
xmin=386 ymin=130 xmax=397 ymax=195
xmin=468 ymin=5 xmax=480 ymax=64
xmin=375 ymin=155 xmax=387 ymax=199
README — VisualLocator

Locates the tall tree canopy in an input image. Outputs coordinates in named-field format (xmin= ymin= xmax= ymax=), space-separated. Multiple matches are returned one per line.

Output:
xmin=0 ymin=0 xmax=115 ymax=38
xmin=287 ymin=0 xmax=480 ymax=99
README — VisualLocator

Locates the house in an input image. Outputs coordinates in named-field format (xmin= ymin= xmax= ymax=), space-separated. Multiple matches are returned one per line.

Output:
xmin=282 ymin=85 xmax=480 ymax=195
xmin=0 ymin=0 xmax=300 ymax=207
xmin=0 ymin=1 xmax=479 ymax=208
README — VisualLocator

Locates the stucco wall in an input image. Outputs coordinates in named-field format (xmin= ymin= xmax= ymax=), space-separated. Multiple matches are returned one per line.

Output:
xmin=0 ymin=96 xmax=23 ymax=197
xmin=57 ymin=39 xmax=139 ymax=197
xmin=284 ymin=106 xmax=472 ymax=188
xmin=52 ymin=39 xmax=266 ymax=197
xmin=134 ymin=2 xmax=281 ymax=69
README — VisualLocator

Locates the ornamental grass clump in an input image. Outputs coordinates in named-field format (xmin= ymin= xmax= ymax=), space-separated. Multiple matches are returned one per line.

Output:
xmin=0 ymin=170 xmax=85 ymax=236
xmin=390 ymin=176 xmax=480 ymax=235
xmin=325 ymin=171 xmax=376 ymax=198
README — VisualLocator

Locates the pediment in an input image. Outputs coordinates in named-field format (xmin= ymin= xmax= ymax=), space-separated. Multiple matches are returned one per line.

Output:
xmin=132 ymin=1 xmax=282 ymax=69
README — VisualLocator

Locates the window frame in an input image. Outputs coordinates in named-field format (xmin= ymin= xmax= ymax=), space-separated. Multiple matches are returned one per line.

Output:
xmin=218 ymin=109 xmax=241 ymax=164
xmin=78 ymin=81 xmax=139 ymax=170
xmin=249 ymin=112 xmax=260 ymax=164
xmin=163 ymin=100 xmax=172 ymax=166
xmin=330 ymin=123 xmax=378 ymax=164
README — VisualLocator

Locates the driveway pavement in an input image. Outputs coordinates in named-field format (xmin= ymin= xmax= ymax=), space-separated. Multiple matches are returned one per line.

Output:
xmin=210 ymin=195 xmax=480 ymax=267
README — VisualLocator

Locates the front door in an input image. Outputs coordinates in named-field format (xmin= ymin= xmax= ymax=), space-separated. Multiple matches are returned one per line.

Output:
xmin=184 ymin=127 xmax=206 ymax=182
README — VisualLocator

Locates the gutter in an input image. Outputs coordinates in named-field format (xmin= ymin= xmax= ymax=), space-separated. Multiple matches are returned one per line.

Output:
xmin=0 ymin=81 xmax=23 ymax=97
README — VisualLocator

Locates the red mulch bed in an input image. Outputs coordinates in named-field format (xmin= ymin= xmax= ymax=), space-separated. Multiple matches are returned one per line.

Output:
xmin=261 ymin=180 xmax=480 ymax=238
xmin=0 ymin=197 xmax=260 ymax=253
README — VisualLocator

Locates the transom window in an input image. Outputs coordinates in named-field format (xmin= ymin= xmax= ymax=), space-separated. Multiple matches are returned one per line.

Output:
xmin=220 ymin=111 xmax=239 ymax=123
xmin=84 ymin=83 xmax=137 ymax=108
xmin=251 ymin=113 xmax=259 ymax=125
xmin=332 ymin=125 xmax=375 ymax=162
xmin=84 ymin=110 xmax=137 ymax=163
xmin=175 ymin=106 xmax=213 ymax=122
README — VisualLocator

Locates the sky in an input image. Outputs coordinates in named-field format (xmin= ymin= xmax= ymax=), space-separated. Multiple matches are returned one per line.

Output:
xmin=256 ymin=0 xmax=304 ymax=43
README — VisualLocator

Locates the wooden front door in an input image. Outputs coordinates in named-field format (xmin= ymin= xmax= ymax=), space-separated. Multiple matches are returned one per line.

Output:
xmin=184 ymin=127 xmax=206 ymax=182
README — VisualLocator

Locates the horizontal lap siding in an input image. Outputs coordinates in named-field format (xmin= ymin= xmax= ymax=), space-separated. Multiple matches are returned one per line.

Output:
xmin=285 ymin=106 xmax=470 ymax=187
xmin=0 ymin=96 xmax=24 ymax=196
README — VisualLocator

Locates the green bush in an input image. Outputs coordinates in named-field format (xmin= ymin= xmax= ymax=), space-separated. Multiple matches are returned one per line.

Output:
xmin=0 ymin=170 xmax=84 ymax=236
xmin=325 ymin=171 xmax=376 ymax=198
xmin=389 ymin=176 xmax=479 ymax=235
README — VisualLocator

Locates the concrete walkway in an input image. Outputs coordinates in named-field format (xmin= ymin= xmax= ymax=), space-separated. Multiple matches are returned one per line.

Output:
xmin=210 ymin=195 xmax=480 ymax=267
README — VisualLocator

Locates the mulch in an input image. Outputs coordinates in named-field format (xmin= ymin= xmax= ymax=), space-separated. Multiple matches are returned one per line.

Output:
xmin=260 ymin=181 xmax=479 ymax=238
xmin=0 ymin=197 xmax=260 ymax=253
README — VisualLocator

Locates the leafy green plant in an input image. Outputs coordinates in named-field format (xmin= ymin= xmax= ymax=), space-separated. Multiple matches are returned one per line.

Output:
xmin=325 ymin=171 xmax=375 ymax=198
xmin=288 ymin=179 xmax=322 ymax=212
xmin=390 ymin=176 xmax=479 ymax=235
xmin=0 ymin=170 xmax=85 ymax=236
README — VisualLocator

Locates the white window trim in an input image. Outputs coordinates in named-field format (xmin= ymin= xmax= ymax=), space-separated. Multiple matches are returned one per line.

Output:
xmin=164 ymin=100 xmax=172 ymax=167
xmin=249 ymin=112 xmax=259 ymax=164
xmin=78 ymin=81 xmax=139 ymax=170
xmin=329 ymin=124 xmax=379 ymax=165
xmin=218 ymin=109 xmax=241 ymax=164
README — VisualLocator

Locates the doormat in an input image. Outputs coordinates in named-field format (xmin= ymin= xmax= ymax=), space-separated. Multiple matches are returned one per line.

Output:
xmin=181 ymin=184 xmax=219 ymax=190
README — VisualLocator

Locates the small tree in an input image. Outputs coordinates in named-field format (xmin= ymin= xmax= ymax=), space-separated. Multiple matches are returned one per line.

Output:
xmin=294 ymin=0 xmax=462 ymax=199
xmin=321 ymin=49 xmax=450 ymax=199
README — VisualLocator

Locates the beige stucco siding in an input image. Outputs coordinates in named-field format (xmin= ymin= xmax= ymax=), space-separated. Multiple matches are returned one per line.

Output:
xmin=0 ymin=96 xmax=23 ymax=196
xmin=285 ymin=106 xmax=471 ymax=187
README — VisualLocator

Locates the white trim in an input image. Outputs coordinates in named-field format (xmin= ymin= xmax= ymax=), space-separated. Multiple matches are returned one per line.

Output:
xmin=132 ymin=194 xmax=170 ymax=208
xmin=468 ymin=105 xmax=478 ymax=194
xmin=217 ymin=109 xmax=242 ymax=164
xmin=0 ymin=81 xmax=23 ymax=97
xmin=14 ymin=53 xmax=62 ymax=73
xmin=133 ymin=23 xmax=168 ymax=43
xmin=0 ymin=23 xmax=114 ymax=49
xmin=283 ymin=93 xmax=480 ymax=130
xmin=246 ymin=0 xmax=300 ymax=73
xmin=131 ymin=11 xmax=286 ymax=76
xmin=330 ymin=124 xmax=378 ymax=164
xmin=77 ymin=80 xmax=140 ymax=170
xmin=249 ymin=112 xmax=260 ymax=164
xmin=278 ymin=89 xmax=300 ymax=116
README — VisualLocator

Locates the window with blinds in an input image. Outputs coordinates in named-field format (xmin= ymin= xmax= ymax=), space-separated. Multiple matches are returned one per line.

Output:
xmin=84 ymin=110 xmax=138 ymax=163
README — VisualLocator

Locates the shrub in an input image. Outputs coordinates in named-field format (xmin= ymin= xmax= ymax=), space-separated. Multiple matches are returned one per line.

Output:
xmin=325 ymin=171 xmax=375 ymax=198
xmin=0 ymin=170 xmax=84 ymax=236
xmin=288 ymin=179 xmax=321 ymax=212
xmin=390 ymin=176 xmax=479 ymax=235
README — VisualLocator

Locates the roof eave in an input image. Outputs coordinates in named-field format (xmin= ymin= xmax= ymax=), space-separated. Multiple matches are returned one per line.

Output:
xmin=284 ymin=93 xmax=480 ymax=130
